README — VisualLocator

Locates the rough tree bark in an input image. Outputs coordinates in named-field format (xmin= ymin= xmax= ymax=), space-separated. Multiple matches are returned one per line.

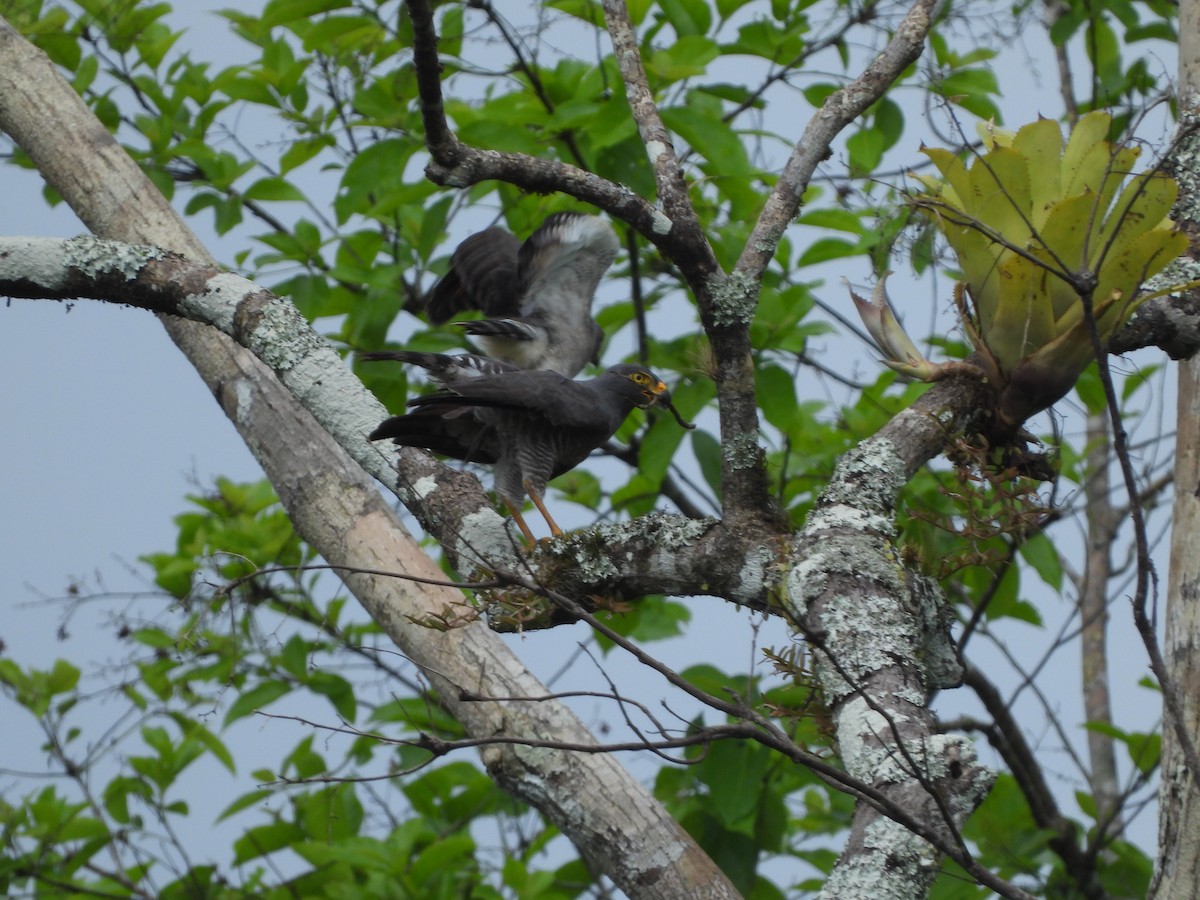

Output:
xmin=1157 ymin=0 xmax=1200 ymax=889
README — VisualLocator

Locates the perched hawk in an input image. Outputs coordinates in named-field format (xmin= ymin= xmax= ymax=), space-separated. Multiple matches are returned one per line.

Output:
xmin=368 ymin=361 xmax=692 ymax=541
xmin=424 ymin=212 xmax=620 ymax=377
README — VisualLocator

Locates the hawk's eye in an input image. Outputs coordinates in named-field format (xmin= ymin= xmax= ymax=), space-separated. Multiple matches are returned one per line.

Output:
xmin=631 ymin=372 xmax=648 ymax=384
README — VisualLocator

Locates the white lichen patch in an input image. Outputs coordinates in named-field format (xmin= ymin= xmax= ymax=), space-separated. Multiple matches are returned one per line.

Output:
xmin=650 ymin=208 xmax=673 ymax=235
xmin=805 ymin=502 xmax=894 ymax=538
xmin=64 ymin=234 xmax=162 ymax=281
xmin=637 ymin=511 xmax=711 ymax=546
xmin=707 ymin=269 xmax=758 ymax=326
xmin=820 ymin=825 xmax=933 ymax=900
xmin=1142 ymin=255 xmax=1200 ymax=297
xmin=723 ymin=430 xmax=762 ymax=470
xmin=546 ymin=512 xmax=714 ymax=588
xmin=822 ymin=438 xmax=905 ymax=511
xmin=246 ymin=295 xmax=327 ymax=371
xmin=409 ymin=475 xmax=439 ymax=500
xmin=731 ymin=545 xmax=775 ymax=603
xmin=837 ymin=697 xmax=974 ymax=783
xmin=0 ymin=237 xmax=72 ymax=288
xmin=231 ymin=377 xmax=256 ymax=432
xmin=788 ymin=528 xmax=921 ymax=701
xmin=645 ymin=139 xmax=671 ymax=164
xmin=179 ymin=270 xmax=252 ymax=333
xmin=817 ymin=596 xmax=920 ymax=699
xmin=454 ymin=508 xmax=520 ymax=567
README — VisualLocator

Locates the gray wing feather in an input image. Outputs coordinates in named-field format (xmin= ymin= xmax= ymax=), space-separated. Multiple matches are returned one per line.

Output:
xmin=421 ymin=214 xmax=617 ymax=377
xmin=425 ymin=228 xmax=522 ymax=323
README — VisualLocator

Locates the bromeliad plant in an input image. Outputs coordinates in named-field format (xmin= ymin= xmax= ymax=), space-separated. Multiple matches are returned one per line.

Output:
xmin=856 ymin=111 xmax=1187 ymax=428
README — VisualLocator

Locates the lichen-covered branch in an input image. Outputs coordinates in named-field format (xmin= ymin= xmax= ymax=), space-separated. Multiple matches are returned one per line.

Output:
xmin=1109 ymin=277 xmax=1200 ymax=357
xmin=789 ymin=446 xmax=994 ymax=897
xmin=785 ymin=374 xmax=1000 ymax=897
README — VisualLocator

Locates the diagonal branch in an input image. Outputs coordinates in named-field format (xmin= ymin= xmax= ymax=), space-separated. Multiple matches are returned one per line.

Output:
xmin=0 ymin=21 xmax=739 ymax=897
xmin=600 ymin=0 xmax=715 ymax=275
xmin=735 ymin=0 xmax=938 ymax=282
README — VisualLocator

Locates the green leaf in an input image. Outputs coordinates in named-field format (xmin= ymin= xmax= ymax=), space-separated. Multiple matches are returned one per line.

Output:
xmin=46 ymin=659 xmax=81 ymax=694
xmin=306 ymin=671 xmax=357 ymax=722
xmin=933 ymin=69 xmax=1001 ymax=120
xmin=795 ymin=208 xmax=866 ymax=234
xmin=679 ymin=663 xmax=734 ymax=697
xmin=661 ymin=102 xmax=751 ymax=175
xmin=224 ymin=679 xmax=293 ymax=725
xmin=649 ymin=35 xmax=720 ymax=80
xmin=260 ymin=0 xmax=352 ymax=26
xmin=796 ymin=237 xmax=859 ymax=267
xmin=658 ymin=0 xmax=712 ymax=36
xmin=597 ymin=596 xmax=691 ymax=645
xmin=218 ymin=788 xmax=276 ymax=822
xmin=1017 ymin=533 xmax=1063 ymax=591
xmin=233 ymin=821 xmax=306 ymax=864
xmin=757 ymin=364 xmax=799 ymax=431
xmin=846 ymin=126 xmax=887 ymax=176
xmin=186 ymin=719 xmax=237 ymax=774
xmin=698 ymin=740 xmax=769 ymax=827
xmin=301 ymin=784 xmax=364 ymax=841
xmin=242 ymin=176 xmax=306 ymax=202
xmin=1074 ymin=363 xmax=1107 ymax=414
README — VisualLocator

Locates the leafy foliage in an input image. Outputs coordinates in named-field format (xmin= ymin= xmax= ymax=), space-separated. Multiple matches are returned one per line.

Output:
xmin=1 ymin=0 xmax=1179 ymax=895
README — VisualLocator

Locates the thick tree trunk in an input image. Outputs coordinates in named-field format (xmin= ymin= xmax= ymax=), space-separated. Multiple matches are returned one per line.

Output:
xmin=1155 ymin=0 xmax=1200 ymax=893
xmin=0 ymin=19 xmax=739 ymax=898
xmin=1158 ymin=357 xmax=1200 ymax=899
xmin=1081 ymin=412 xmax=1121 ymax=827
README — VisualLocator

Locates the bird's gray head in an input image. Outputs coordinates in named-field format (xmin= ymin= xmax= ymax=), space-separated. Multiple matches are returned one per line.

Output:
xmin=603 ymin=364 xmax=696 ymax=429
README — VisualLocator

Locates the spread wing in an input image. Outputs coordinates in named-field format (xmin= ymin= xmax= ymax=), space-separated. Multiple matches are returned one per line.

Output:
xmin=516 ymin=212 xmax=620 ymax=322
xmin=425 ymin=227 xmax=522 ymax=324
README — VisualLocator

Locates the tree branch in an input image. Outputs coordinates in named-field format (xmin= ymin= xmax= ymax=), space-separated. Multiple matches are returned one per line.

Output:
xmin=405 ymin=0 xmax=664 ymax=239
xmin=787 ymin=373 xmax=997 ymax=897
xmin=735 ymin=0 xmax=937 ymax=283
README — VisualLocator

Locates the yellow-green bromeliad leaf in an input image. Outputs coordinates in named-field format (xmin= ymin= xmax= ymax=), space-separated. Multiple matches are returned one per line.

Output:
xmin=1012 ymin=118 xmax=1063 ymax=229
xmin=911 ymin=111 xmax=1184 ymax=426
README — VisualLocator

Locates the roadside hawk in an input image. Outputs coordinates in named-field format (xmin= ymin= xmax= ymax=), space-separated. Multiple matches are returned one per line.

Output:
xmin=368 ymin=359 xmax=693 ymax=541
xmin=425 ymin=212 xmax=619 ymax=377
